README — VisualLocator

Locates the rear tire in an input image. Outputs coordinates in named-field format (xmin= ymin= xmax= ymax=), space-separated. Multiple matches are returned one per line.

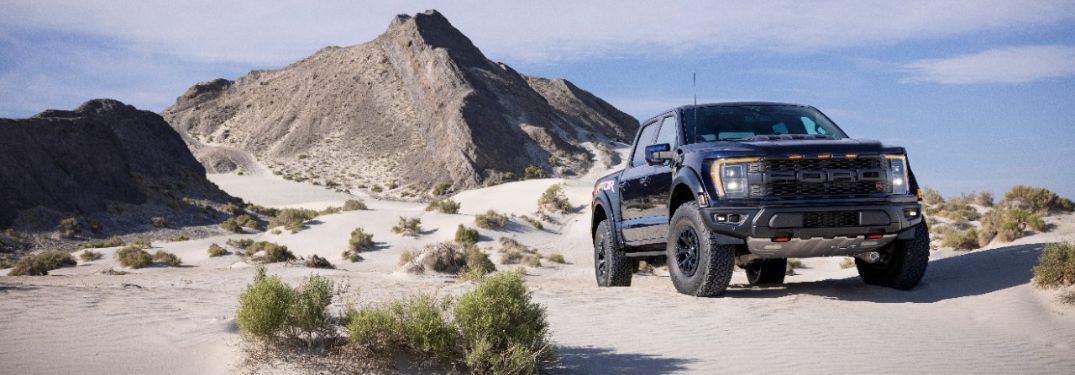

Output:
xmin=856 ymin=223 xmax=930 ymax=290
xmin=594 ymin=220 xmax=632 ymax=287
xmin=746 ymin=258 xmax=787 ymax=285
xmin=667 ymin=202 xmax=735 ymax=297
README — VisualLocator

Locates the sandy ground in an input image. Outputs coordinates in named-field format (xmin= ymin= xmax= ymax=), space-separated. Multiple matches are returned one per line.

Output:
xmin=3 ymin=148 xmax=1075 ymax=374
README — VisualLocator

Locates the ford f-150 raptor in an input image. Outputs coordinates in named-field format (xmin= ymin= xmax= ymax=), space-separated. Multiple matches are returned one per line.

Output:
xmin=590 ymin=102 xmax=928 ymax=296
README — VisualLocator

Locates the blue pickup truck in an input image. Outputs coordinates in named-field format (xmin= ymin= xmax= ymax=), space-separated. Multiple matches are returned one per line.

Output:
xmin=590 ymin=102 xmax=929 ymax=296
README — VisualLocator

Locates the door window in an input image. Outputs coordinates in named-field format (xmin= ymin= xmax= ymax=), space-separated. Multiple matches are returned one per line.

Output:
xmin=630 ymin=122 xmax=660 ymax=167
xmin=655 ymin=116 xmax=678 ymax=147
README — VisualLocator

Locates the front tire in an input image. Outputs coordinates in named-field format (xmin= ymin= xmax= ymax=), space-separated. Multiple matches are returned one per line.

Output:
xmin=667 ymin=202 xmax=735 ymax=297
xmin=745 ymin=258 xmax=787 ymax=285
xmin=594 ymin=220 xmax=632 ymax=287
xmin=856 ymin=223 xmax=930 ymax=290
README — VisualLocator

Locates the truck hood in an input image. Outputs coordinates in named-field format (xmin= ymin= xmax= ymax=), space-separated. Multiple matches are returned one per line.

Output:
xmin=680 ymin=138 xmax=906 ymax=157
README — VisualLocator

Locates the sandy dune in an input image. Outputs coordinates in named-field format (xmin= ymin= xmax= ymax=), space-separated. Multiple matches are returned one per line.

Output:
xmin=3 ymin=150 xmax=1075 ymax=374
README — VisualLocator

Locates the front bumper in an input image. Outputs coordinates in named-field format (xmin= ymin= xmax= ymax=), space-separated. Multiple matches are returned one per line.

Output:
xmin=701 ymin=198 xmax=922 ymax=258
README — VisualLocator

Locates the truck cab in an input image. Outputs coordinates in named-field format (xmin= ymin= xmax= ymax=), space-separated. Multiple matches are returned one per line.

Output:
xmin=591 ymin=102 xmax=929 ymax=297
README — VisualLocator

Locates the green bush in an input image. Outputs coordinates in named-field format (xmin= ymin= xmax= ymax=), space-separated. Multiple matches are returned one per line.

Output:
xmin=81 ymin=236 xmax=124 ymax=249
xmin=59 ymin=217 xmax=81 ymax=237
xmin=1033 ymin=242 xmax=1075 ymax=288
xmin=393 ymin=294 xmax=459 ymax=365
xmin=319 ymin=206 xmax=342 ymax=215
xmin=115 ymin=246 xmax=153 ymax=268
xmin=346 ymin=305 xmax=398 ymax=364
xmin=475 ymin=210 xmax=509 ymax=229
xmin=1000 ymin=185 xmax=1074 ymax=213
xmin=538 ymin=184 xmax=572 ymax=214
xmin=975 ymin=191 xmax=995 ymax=207
xmin=269 ymin=208 xmax=318 ymax=233
xmin=208 ymin=243 xmax=228 ymax=257
xmin=222 ymin=214 xmax=261 ymax=233
xmin=454 ymin=272 xmax=553 ymax=374
xmin=153 ymin=250 xmax=183 ymax=267
xmin=940 ymin=227 xmax=979 ymax=250
xmin=9 ymin=250 xmax=76 ymax=276
xmin=426 ymin=198 xmax=461 ymax=214
xmin=151 ymin=217 xmax=168 ymax=228
xmin=519 ymin=215 xmax=544 ymax=230
xmin=343 ymin=199 xmax=368 ymax=211
xmin=80 ymin=249 xmax=103 ymax=262
xmin=288 ymin=274 xmax=334 ymax=342
xmin=432 ymin=182 xmax=452 ymax=196
xmin=455 ymin=225 xmax=480 ymax=245
xmin=371 ymin=185 xmax=383 ymax=193
xmin=258 ymin=242 xmax=296 ymax=263
xmin=392 ymin=216 xmax=423 ymax=237
xmin=236 ymin=268 xmax=295 ymax=338
xmin=523 ymin=165 xmax=544 ymax=180
xmin=922 ymin=188 xmax=944 ymax=206
xmin=464 ymin=247 xmax=496 ymax=278
xmin=926 ymin=201 xmax=980 ymax=222
xmin=786 ymin=258 xmax=802 ymax=275
xmin=978 ymin=207 xmax=1046 ymax=246
xmin=344 ymin=227 xmax=375 ymax=261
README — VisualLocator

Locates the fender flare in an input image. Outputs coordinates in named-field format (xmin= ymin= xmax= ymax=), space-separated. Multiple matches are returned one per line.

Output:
xmin=669 ymin=166 xmax=711 ymax=213
xmin=591 ymin=190 xmax=625 ymax=249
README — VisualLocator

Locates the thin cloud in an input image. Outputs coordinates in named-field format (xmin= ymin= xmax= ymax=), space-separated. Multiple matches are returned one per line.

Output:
xmin=1 ymin=1 xmax=1074 ymax=64
xmin=904 ymin=45 xmax=1075 ymax=84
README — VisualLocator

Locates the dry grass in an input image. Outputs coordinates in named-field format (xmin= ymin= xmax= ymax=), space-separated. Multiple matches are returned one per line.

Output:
xmin=1033 ymin=242 xmax=1075 ymax=288
xmin=474 ymin=210 xmax=509 ymax=229
xmin=391 ymin=217 xmax=423 ymax=237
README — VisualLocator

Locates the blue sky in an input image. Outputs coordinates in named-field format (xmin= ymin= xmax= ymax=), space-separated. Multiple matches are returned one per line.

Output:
xmin=2 ymin=1 xmax=1074 ymax=198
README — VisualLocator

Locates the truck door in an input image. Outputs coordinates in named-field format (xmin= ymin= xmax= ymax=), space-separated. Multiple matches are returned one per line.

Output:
xmin=619 ymin=121 xmax=660 ymax=243
xmin=640 ymin=115 xmax=679 ymax=242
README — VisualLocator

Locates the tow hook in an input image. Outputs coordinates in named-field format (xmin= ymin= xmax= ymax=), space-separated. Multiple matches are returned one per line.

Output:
xmin=856 ymin=251 xmax=881 ymax=264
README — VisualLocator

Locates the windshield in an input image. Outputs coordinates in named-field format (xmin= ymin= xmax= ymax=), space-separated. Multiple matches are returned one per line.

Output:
xmin=682 ymin=105 xmax=847 ymax=143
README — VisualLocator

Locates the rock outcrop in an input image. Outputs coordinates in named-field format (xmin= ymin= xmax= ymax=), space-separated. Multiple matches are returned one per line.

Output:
xmin=0 ymin=99 xmax=232 ymax=230
xmin=163 ymin=10 xmax=638 ymax=193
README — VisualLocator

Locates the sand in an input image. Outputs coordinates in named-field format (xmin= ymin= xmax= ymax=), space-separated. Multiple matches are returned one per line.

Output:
xmin=3 ymin=148 xmax=1075 ymax=374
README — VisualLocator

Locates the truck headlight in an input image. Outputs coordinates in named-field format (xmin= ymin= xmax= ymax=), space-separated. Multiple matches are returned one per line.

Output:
xmin=711 ymin=157 xmax=760 ymax=199
xmin=885 ymin=154 xmax=909 ymax=195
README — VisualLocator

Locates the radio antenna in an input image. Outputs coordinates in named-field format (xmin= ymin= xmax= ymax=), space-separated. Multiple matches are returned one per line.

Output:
xmin=692 ymin=72 xmax=698 ymax=143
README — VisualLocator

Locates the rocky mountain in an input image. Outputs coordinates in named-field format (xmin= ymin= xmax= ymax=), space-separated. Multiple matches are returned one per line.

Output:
xmin=163 ymin=10 xmax=638 ymax=194
xmin=0 ymin=99 xmax=233 ymax=232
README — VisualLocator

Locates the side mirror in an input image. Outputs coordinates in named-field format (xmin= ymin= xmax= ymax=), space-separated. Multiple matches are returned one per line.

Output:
xmin=645 ymin=143 xmax=674 ymax=165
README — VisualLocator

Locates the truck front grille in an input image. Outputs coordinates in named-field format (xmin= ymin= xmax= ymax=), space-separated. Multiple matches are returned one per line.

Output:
xmin=748 ymin=157 xmax=890 ymax=198
xmin=803 ymin=211 xmax=860 ymax=228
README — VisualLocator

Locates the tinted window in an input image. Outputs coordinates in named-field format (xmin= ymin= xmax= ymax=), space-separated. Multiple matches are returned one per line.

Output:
xmin=630 ymin=122 xmax=660 ymax=167
xmin=654 ymin=116 xmax=678 ymax=147
xmin=683 ymin=105 xmax=847 ymax=142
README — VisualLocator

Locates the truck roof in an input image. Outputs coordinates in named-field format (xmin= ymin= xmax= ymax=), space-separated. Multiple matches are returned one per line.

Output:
xmin=644 ymin=102 xmax=813 ymax=123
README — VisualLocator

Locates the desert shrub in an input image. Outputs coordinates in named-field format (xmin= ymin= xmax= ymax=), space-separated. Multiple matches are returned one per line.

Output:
xmin=1033 ymin=242 xmax=1075 ymax=288
xmin=237 ymin=268 xmax=296 ymax=338
xmin=432 ymin=182 xmax=452 ymax=196
xmin=391 ymin=217 xmax=423 ymax=237
xmin=344 ymin=227 xmax=375 ymax=260
xmin=523 ymin=165 xmax=544 ymax=179
xmin=839 ymin=257 xmax=855 ymax=269
xmin=170 ymin=235 xmax=190 ymax=242
xmin=131 ymin=239 xmax=151 ymax=249
xmin=1000 ymin=185 xmax=1074 ymax=213
xmin=346 ymin=305 xmax=398 ymax=364
xmin=546 ymin=253 xmax=566 ymax=264
xmin=426 ymin=199 xmax=461 ymax=214
xmin=81 ymin=236 xmax=124 ymax=249
xmin=464 ymin=247 xmax=496 ymax=278
xmin=304 ymin=254 xmax=334 ymax=269
xmin=979 ymin=208 xmax=1046 ymax=245
xmin=519 ymin=215 xmax=544 ymax=230
xmin=398 ymin=249 xmax=415 ymax=266
xmin=636 ymin=260 xmax=654 ymax=274
xmin=455 ymin=225 xmax=480 ymax=245
xmin=319 ymin=206 xmax=342 ymax=215
xmin=224 ymin=202 xmax=245 ymax=215
xmin=454 ymin=272 xmax=553 ymax=374
xmin=153 ymin=250 xmax=182 ymax=266
xmin=246 ymin=204 xmax=279 ymax=217
xmin=269 ymin=208 xmax=319 ymax=233
xmin=975 ymin=191 xmax=995 ymax=207
xmin=208 ymin=243 xmax=228 ymax=257
xmin=941 ymin=228 xmax=980 ymax=251
xmin=9 ymin=250 xmax=76 ymax=276
xmin=342 ymin=199 xmax=368 ymax=211
xmin=59 ymin=217 xmax=81 ymax=237
xmin=399 ymin=242 xmax=467 ymax=274
xmin=80 ymin=249 xmax=103 ymax=261
xmin=151 ymin=217 xmax=168 ymax=228
xmin=926 ymin=201 xmax=980 ymax=222
xmin=259 ymin=243 xmax=296 ymax=263
xmin=371 ymin=185 xmax=383 ymax=193
xmin=497 ymin=238 xmax=543 ymax=268
xmin=786 ymin=258 xmax=802 ymax=275
xmin=475 ymin=210 xmax=509 ymax=229
xmin=393 ymin=294 xmax=459 ymax=365
xmin=538 ymin=184 xmax=572 ymax=214
xmin=287 ymin=274 xmax=334 ymax=344
xmin=221 ymin=219 xmax=243 ymax=233
xmin=227 ymin=238 xmax=255 ymax=251
xmin=115 ymin=246 xmax=153 ymax=268
xmin=921 ymin=188 xmax=944 ymax=206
